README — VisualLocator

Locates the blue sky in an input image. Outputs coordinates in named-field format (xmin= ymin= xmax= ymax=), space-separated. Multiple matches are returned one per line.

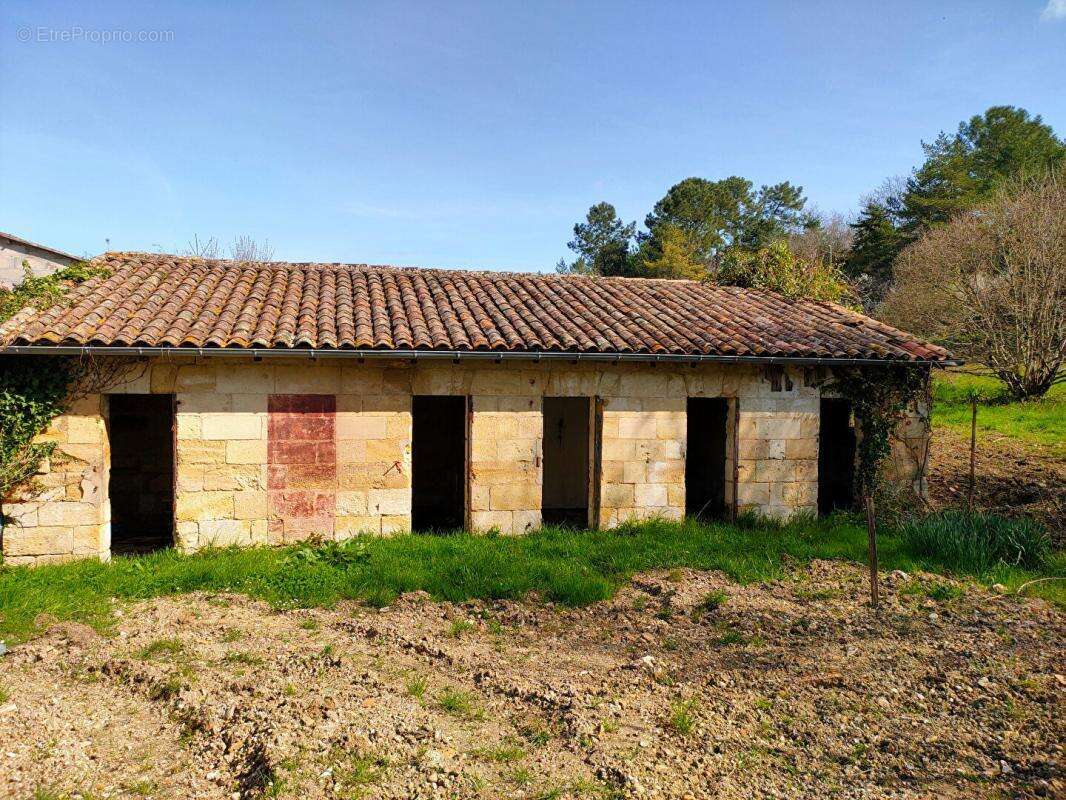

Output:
xmin=1 ymin=1 xmax=1064 ymax=270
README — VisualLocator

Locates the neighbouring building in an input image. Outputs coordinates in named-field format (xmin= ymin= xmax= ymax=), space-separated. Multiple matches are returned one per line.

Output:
xmin=0 ymin=253 xmax=953 ymax=565
xmin=0 ymin=231 xmax=81 ymax=288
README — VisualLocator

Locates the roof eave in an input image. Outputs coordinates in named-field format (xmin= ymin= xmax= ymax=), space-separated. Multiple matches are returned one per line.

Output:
xmin=0 ymin=344 xmax=960 ymax=368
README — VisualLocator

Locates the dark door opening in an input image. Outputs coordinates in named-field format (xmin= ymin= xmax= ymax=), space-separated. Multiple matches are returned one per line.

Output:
xmin=542 ymin=397 xmax=591 ymax=527
xmin=818 ymin=398 xmax=857 ymax=516
xmin=411 ymin=395 xmax=467 ymax=532
xmin=108 ymin=394 xmax=175 ymax=554
xmin=686 ymin=398 xmax=729 ymax=520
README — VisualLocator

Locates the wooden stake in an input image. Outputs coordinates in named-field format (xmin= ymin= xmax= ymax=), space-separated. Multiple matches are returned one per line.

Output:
xmin=865 ymin=493 xmax=879 ymax=609
xmin=968 ymin=395 xmax=978 ymax=513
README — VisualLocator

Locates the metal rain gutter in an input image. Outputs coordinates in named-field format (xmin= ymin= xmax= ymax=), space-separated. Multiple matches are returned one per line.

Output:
xmin=0 ymin=344 xmax=959 ymax=367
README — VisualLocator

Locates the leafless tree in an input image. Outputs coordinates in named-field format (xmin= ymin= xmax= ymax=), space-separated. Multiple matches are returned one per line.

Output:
xmin=880 ymin=173 xmax=1065 ymax=399
xmin=182 ymin=234 xmax=220 ymax=259
xmin=229 ymin=236 xmax=275 ymax=262
xmin=788 ymin=211 xmax=854 ymax=268
xmin=859 ymin=175 xmax=908 ymax=219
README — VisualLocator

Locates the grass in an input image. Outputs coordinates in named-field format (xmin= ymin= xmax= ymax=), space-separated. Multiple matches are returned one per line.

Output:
xmin=222 ymin=651 xmax=265 ymax=667
xmin=0 ymin=516 xmax=1063 ymax=643
xmin=471 ymin=741 xmax=526 ymax=762
xmin=692 ymin=589 xmax=728 ymax=619
xmin=900 ymin=510 xmax=1051 ymax=572
xmin=406 ymin=675 xmax=427 ymax=700
xmin=137 ymin=638 xmax=184 ymax=659
xmin=436 ymin=687 xmax=483 ymax=719
xmin=932 ymin=368 xmax=1065 ymax=454
xmin=448 ymin=618 xmax=474 ymax=637
xmin=326 ymin=748 xmax=388 ymax=798
xmin=668 ymin=698 xmax=699 ymax=736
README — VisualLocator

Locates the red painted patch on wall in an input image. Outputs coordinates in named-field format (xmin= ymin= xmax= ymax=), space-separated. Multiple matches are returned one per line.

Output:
xmin=268 ymin=394 xmax=336 ymax=539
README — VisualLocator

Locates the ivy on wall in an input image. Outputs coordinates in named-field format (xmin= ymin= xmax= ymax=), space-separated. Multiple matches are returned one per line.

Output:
xmin=0 ymin=356 xmax=76 ymax=500
xmin=829 ymin=365 xmax=931 ymax=502
xmin=0 ymin=262 xmax=133 ymax=511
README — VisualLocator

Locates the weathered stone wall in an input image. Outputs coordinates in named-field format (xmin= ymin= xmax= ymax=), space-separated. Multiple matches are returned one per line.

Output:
xmin=2 ymin=357 xmax=925 ymax=565
xmin=0 ymin=395 xmax=110 ymax=565
xmin=885 ymin=399 xmax=932 ymax=499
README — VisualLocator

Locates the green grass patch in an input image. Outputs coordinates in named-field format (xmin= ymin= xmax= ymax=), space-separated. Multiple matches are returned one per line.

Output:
xmin=932 ymin=369 xmax=1065 ymax=454
xmin=448 ymin=618 xmax=474 ymax=637
xmin=692 ymin=590 xmax=728 ymax=619
xmin=471 ymin=741 xmax=526 ymax=763
xmin=436 ymin=687 xmax=483 ymax=720
xmin=137 ymin=638 xmax=184 ymax=659
xmin=222 ymin=651 xmax=264 ymax=667
xmin=326 ymin=748 xmax=388 ymax=798
xmin=406 ymin=675 xmax=427 ymax=700
xmin=900 ymin=510 xmax=1051 ymax=572
xmin=1 ymin=516 xmax=1063 ymax=643
xmin=667 ymin=698 xmax=699 ymax=736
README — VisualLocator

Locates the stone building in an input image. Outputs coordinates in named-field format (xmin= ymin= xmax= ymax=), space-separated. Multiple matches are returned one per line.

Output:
xmin=0 ymin=253 xmax=952 ymax=565
xmin=0 ymin=230 xmax=81 ymax=288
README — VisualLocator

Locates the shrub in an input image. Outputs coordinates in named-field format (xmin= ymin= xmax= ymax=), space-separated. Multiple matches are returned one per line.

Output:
xmin=900 ymin=511 xmax=1050 ymax=572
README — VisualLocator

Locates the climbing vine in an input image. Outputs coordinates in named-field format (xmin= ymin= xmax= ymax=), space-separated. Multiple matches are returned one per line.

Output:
xmin=0 ymin=262 xmax=137 ymax=509
xmin=828 ymin=365 xmax=931 ymax=502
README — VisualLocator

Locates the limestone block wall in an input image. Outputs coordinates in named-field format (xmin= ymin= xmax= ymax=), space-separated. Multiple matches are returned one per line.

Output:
xmin=160 ymin=362 xmax=412 ymax=549
xmin=1 ymin=356 xmax=938 ymax=565
xmin=0 ymin=394 xmax=110 ymax=565
xmin=469 ymin=395 xmax=543 ymax=533
xmin=735 ymin=394 xmax=820 ymax=519
xmin=885 ymin=399 xmax=932 ymax=499
xmin=599 ymin=394 xmax=686 ymax=527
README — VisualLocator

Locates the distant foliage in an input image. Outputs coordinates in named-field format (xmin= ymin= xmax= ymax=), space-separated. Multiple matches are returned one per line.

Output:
xmin=557 ymin=175 xmax=819 ymax=288
xmin=844 ymin=202 xmax=905 ymax=310
xmin=900 ymin=511 xmax=1050 ymax=572
xmin=901 ymin=106 xmax=1065 ymax=232
xmin=556 ymin=202 xmax=637 ymax=277
xmin=882 ymin=173 xmax=1065 ymax=399
xmin=640 ymin=224 xmax=705 ymax=280
xmin=715 ymin=241 xmax=853 ymax=304
xmin=845 ymin=105 xmax=1066 ymax=296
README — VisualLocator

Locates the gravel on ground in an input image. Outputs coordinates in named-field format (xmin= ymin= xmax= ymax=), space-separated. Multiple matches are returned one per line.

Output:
xmin=1 ymin=561 xmax=1062 ymax=799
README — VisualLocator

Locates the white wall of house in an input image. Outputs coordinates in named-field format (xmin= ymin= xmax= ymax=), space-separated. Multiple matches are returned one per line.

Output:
xmin=0 ymin=237 xmax=78 ymax=287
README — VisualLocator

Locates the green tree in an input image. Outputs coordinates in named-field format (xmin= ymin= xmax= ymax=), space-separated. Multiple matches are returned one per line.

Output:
xmin=640 ymin=177 xmax=812 ymax=269
xmin=901 ymin=106 xmax=1065 ymax=231
xmin=716 ymin=240 xmax=853 ymax=305
xmin=556 ymin=202 xmax=637 ymax=277
xmin=844 ymin=202 xmax=905 ymax=307
xmin=640 ymin=225 xmax=704 ymax=280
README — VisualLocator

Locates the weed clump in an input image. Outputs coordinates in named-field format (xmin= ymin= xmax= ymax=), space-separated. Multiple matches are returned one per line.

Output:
xmin=900 ymin=511 xmax=1050 ymax=571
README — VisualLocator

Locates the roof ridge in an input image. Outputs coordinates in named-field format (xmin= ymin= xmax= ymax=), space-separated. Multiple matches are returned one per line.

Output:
xmin=95 ymin=252 xmax=705 ymax=285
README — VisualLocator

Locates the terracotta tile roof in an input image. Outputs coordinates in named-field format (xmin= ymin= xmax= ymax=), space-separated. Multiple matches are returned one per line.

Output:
xmin=0 ymin=253 xmax=952 ymax=362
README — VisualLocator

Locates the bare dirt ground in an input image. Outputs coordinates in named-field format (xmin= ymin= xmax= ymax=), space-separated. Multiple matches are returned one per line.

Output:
xmin=927 ymin=427 xmax=1065 ymax=544
xmin=1 ymin=563 xmax=1062 ymax=800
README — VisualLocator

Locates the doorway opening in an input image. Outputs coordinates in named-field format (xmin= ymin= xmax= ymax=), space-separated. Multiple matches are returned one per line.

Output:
xmin=108 ymin=394 xmax=175 ymax=554
xmin=818 ymin=398 xmax=857 ymax=516
xmin=541 ymin=397 xmax=592 ymax=527
xmin=685 ymin=397 xmax=729 ymax=520
xmin=411 ymin=395 xmax=467 ymax=532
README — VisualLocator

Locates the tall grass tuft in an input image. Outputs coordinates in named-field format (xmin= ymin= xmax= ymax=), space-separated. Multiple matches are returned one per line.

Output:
xmin=900 ymin=510 xmax=1050 ymax=572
